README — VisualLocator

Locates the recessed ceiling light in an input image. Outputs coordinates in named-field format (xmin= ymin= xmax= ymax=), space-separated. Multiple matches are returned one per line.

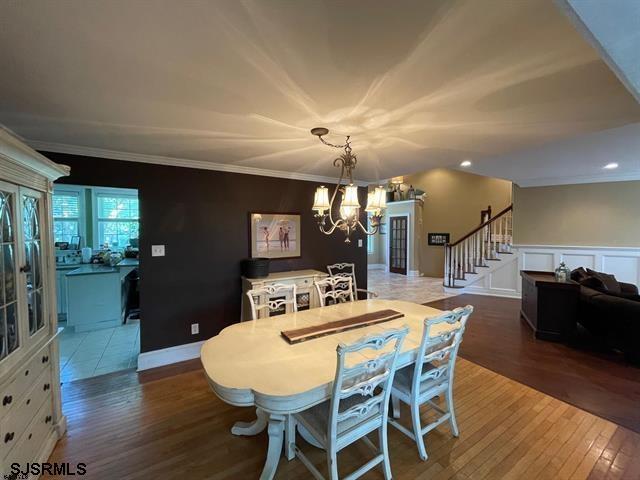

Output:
xmin=460 ymin=160 xmax=472 ymax=167
xmin=603 ymin=162 xmax=619 ymax=170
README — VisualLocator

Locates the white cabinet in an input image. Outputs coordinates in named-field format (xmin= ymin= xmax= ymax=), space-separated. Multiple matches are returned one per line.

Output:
xmin=0 ymin=128 xmax=68 ymax=478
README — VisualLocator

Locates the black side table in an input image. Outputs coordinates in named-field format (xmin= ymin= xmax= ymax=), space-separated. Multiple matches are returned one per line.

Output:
xmin=520 ymin=270 xmax=580 ymax=342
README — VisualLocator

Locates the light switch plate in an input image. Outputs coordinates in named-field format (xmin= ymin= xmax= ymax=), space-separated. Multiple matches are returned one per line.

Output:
xmin=191 ymin=323 xmax=199 ymax=335
xmin=151 ymin=245 xmax=165 ymax=257
xmin=358 ymin=239 xmax=363 ymax=247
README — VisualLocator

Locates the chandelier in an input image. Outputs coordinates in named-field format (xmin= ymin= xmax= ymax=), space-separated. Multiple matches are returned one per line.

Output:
xmin=310 ymin=127 xmax=386 ymax=243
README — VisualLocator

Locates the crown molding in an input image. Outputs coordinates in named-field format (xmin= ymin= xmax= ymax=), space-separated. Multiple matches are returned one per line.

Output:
xmin=0 ymin=129 xmax=70 ymax=181
xmin=515 ymin=171 xmax=640 ymax=187
xmin=26 ymin=140 xmax=370 ymax=187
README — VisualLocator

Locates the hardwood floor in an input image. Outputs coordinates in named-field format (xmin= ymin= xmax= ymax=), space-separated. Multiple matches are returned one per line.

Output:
xmin=45 ymin=357 xmax=640 ymax=479
xmin=426 ymin=294 xmax=640 ymax=434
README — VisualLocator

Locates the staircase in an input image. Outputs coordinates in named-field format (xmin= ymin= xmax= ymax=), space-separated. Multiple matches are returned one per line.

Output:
xmin=444 ymin=205 xmax=514 ymax=289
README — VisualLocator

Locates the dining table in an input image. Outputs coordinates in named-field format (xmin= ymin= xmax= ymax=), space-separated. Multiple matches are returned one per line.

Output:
xmin=200 ymin=298 xmax=448 ymax=480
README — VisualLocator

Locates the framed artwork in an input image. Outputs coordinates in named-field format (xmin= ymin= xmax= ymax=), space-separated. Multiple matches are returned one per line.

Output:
xmin=249 ymin=212 xmax=301 ymax=259
xmin=428 ymin=232 xmax=450 ymax=246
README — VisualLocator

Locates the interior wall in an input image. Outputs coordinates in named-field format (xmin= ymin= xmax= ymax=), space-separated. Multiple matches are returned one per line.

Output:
xmin=513 ymin=181 xmax=640 ymax=247
xmin=47 ymin=152 xmax=368 ymax=353
xmin=403 ymin=168 xmax=512 ymax=277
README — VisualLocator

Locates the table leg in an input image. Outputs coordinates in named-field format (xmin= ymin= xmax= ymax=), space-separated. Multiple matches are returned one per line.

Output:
xmin=260 ymin=413 xmax=286 ymax=480
xmin=231 ymin=407 xmax=268 ymax=436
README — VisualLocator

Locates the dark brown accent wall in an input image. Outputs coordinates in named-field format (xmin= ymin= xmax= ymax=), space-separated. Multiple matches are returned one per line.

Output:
xmin=45 ymin=152 xmax=368 ymax=353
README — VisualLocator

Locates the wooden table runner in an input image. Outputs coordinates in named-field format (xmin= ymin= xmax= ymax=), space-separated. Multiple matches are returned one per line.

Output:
xmin=281 ymin=309 xmax=404 ymax=344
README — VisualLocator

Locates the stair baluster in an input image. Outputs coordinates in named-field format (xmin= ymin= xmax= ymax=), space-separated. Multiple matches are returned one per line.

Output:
xmin=442 ymin=204 xmax=513 ymax=288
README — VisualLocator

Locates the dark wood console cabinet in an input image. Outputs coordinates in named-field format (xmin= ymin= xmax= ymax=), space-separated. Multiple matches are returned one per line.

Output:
xmin=520 ymin=270 xmax=580 ymax=342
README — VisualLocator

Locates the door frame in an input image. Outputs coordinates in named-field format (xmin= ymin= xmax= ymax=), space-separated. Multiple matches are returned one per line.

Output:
xmin=385 ymin=213 xmax=411 ymax=275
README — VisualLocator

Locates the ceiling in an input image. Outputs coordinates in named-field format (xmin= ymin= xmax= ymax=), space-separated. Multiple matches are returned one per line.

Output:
xmin=0 ymin=0 xmax=639 ymax=183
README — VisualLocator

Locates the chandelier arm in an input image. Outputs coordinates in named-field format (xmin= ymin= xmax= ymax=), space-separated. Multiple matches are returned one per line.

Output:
xmin=356 ymin=220 xmax=378 ymax=236
xmin=319 ymin=220 xmax=342 ymax=236
xmin=326 ymin=162 xmax=347 ymax=227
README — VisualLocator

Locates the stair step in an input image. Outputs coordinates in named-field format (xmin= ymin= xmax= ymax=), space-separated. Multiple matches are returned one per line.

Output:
xmin=485 ymin=258 xmax=501 ymax=261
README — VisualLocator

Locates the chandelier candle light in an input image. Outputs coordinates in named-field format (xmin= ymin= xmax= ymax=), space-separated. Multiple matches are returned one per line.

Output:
xmin=310 ymin=127 xmax=386 ymax=242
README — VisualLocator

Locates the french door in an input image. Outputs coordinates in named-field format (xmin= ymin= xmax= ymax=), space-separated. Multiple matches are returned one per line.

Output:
xmin=389 ymin=216 xmax=407 ymax=275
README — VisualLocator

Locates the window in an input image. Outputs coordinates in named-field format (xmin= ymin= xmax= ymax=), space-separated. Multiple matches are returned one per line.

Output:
xmin=53 ymin=191 xmax=80 ymax=243
xmin=96 ymin=193 xmax=139 ymax=248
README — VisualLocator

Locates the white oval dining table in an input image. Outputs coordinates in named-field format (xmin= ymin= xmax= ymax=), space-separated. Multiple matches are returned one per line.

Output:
xmin=201 ymin=299 xmax=447 ymax=480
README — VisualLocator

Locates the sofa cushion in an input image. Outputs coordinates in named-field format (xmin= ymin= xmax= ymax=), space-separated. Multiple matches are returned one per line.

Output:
xmin=571 ymin=267 xmax=589 ymax=283
xmin=580 ymin=275 xmax=607 ymax=292
xmin=586 ymin=269 xmax=621 ymax=294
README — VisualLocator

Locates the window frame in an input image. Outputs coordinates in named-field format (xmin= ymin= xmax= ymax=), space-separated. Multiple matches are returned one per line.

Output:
xmin=52 ymin=185 xmax=86 ymax=246
xmin=91 ymin=187 xmax=139 ymax=249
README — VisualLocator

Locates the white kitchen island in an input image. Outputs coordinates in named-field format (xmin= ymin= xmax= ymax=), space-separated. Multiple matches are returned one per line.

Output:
xmin=64 ymin=259 xmax=139 ymax=332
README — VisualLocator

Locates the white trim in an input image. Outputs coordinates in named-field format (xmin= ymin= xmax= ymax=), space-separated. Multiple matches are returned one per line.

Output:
xmin=27 ymin=139 xmax=370 ymax=187
xmin=408 ymin=269 xmax=421 ymax=277
xmin=515 ymin=171 xmax=640 ymax=187
xmin=137 ymin=340 xmax=205 ymax=371
xmin=367 ymin=263 xmax=386 ymax=270
xmin=385 ymin=213 xmax=412 ymax=275
xmin=0 ymin=127 xmax=69 ymax=180
xmin=513 ymin=244 xmax=640 ymax=252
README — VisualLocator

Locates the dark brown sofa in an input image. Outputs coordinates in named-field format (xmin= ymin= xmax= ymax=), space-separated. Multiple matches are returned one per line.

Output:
xmin=570 ymin=267 xmax=640 ymax=364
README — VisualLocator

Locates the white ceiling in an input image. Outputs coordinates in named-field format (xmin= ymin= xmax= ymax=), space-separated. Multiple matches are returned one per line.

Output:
xmin=0 ymin=0 xmax=639 ymax=183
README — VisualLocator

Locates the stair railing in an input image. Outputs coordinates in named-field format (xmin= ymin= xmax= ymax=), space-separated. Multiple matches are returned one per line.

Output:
xmin=444 ymin=204 xmax=513 ymax=288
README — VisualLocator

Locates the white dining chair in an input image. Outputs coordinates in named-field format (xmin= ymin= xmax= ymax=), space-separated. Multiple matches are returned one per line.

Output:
xmin=314 ymin=276 xmax=354 ymax=307
xmin=327 ymin=262 xmax=378 ymax=299
xmin=388 ymin=305 xmax=473 ymax=461
xmin=292 ymin=326 xmax=409 ymax=480
xmin=246 ymin=283 xmax=298 ymax=320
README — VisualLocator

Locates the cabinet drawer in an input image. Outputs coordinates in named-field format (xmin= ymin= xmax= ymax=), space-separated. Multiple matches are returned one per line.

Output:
xmin=0 ymin=379 xmax=18 ymax=423
xmin=295 ymin=278 xmax=313 ymax=289
xmin=1 ymin=397 xmax=54 ymax=476
xmin=13 ymin=345 xmax=52 ymax=401
xmin=0 ymin=345 xmax=52 ymax=423
xmin=0 ymin=367 xmax=52 ymax=459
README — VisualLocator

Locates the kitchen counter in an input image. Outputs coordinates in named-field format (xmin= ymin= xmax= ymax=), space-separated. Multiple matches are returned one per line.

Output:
xmin=60 ymin=258 xmax=139 ymax=277
xmin=65 ymin=264 xmax=118 ymax=276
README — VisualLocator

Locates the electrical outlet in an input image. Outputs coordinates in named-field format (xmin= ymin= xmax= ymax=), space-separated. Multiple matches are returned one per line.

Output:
xmin=191 ymin=323 xmax=199 ymax=335
xmin=151 ymin=245 xmax=165 ymax=257
xmin=358 ymin=239 xmax=363 ymax=247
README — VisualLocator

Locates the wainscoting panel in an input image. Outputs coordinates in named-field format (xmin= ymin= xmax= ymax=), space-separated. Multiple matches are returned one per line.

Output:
xmin=456 ymin=245 xmax=640 ymax=299
xmin=601 ymin=255 xmax=640 ymax=285
xmin=561 ymin=253 xmax=596 ymax=271
xmin=521 ymin=251 xmax=555 ymax=271
xmin=520 ymin=245 xmax=640 ymax=286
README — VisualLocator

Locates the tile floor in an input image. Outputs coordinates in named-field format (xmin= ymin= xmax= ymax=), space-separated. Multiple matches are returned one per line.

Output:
xmin=59 ymin=319 xmax=140 ymax=382
xmin=367 ymin=269 xmax=454 ymax=304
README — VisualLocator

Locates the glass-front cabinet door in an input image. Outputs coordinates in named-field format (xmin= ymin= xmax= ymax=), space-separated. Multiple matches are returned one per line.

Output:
xmin=21 ymin=189 xmax=47 ymax=339
xmin=0 ymin=183 xmax=19 ymax=362
xmin=0 ymin=183 xmax=50 ymax=367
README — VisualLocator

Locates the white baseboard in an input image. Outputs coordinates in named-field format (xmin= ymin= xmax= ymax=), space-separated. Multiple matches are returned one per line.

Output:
xmin=408 ymin=270 xmax=421 ymax=277
xmin=464 ymin=288 xmax=522 ymax=299
xmin=367 ymin=263 xmax=386 ymax=270
xmin=137 ymin=340 xmax=204 ymax=371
